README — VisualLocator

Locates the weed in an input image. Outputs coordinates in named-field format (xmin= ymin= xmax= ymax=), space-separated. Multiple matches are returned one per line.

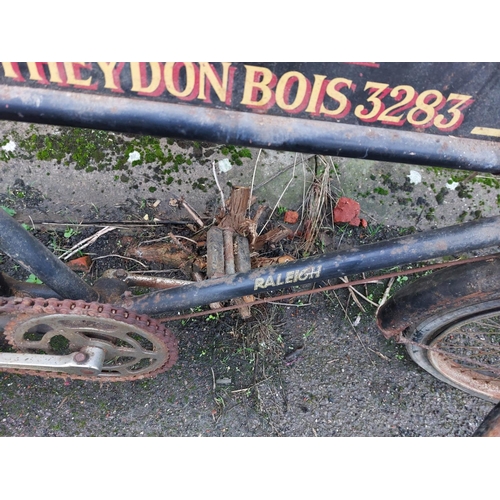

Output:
xmin=396 ymin=275 xmax=408 ymax=285
xmin=435 ymin=187 xmax=447 ymax=205
xmin=365 ymin=224 xmax=384 ymax=237
xmin=214 ymin=395 xmax=225 ymax=408
xmin=425 ymin=207 xmax=436 ymax=221
xmin=336 ymin=223 xmax=353 ymax=236
xmin=64 ymin=227 xmax=79 ymax=239
xmin=1 ymin=206 xmax=16 ymax=216
xmin=49 ymin=235 xmax=67 ymax=255
xmin=26 ymin=274 xmax=43 ymax=284
xmin=303 ymin=326 xmax=315 ymax=340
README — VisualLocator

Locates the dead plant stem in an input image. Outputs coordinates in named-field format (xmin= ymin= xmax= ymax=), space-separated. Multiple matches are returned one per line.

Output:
xmin=258 ymin=153 xmax=297 ymax=236
xmin=248 ymin=149 xmax=262 ymax=213
xmin=59 ymin=226 xmax=117 ymax=261
xmin=212 ymin=160 xmax=226 ymax=215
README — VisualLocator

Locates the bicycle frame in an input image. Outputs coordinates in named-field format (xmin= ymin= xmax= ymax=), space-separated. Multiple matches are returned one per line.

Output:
xmin=1 ymin=62 xmax=500 ymax=316
xmin=3 ymin=62 xmax=500 ymax=435
xmin=2 ymin=203 xmax=500 ymax=316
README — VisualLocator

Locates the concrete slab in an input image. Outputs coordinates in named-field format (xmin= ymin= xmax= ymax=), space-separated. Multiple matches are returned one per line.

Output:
xmin=334 ymin=157 xmax=500 ymax=230
xmin=1 ymin=120 xmax=499 ymax=231
xmin=0 ymin=121 xmax=314 ymax=223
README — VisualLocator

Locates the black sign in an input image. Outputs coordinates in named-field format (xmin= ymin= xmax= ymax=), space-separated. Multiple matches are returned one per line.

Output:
xmin=1 ymin=63 xmax=500 ymax=171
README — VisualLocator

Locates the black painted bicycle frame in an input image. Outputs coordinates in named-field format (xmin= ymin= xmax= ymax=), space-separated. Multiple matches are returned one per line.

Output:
xmin=1 ymin=62 xmax=500 ymax=315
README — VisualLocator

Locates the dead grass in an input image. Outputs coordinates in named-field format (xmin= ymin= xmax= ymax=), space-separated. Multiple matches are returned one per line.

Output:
xmin=299 ymin=156 xmax=338 ymax=255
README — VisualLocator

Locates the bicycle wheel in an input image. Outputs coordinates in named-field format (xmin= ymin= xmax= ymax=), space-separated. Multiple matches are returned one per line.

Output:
xmin=406 ymin=299 xmax=500 ymax=403
xmin=377 ymin=257 xmax=500 ymax=403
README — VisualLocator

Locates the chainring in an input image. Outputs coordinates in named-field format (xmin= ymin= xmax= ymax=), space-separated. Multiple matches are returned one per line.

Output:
xmin=0 ymin=296 xmax=178 ymax=382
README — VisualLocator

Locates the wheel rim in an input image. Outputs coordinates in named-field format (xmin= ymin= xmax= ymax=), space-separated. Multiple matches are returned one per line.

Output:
xmin=428 ymin=311 xmax=500 ymax=401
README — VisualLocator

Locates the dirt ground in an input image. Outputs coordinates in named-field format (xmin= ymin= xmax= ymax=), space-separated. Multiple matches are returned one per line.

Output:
xmin=0 ymin=122 xmax=498 ymax=436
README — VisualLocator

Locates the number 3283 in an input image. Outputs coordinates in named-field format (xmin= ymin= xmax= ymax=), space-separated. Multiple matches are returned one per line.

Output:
xmin=353 ymin=81 xmax=473 ymax=132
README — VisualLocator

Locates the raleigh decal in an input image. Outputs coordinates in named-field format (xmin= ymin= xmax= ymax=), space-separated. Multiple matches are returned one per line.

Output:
xmin=254 ymin=265 xmax=322 ymax=291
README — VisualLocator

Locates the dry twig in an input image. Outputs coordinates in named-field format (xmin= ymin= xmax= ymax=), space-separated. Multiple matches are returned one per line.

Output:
xmin=301 ymin=158 xmax=333 ymax=254
xmin=339 ymin=276 xmax=381 ymax=309
xmin=212 ymin=160 xmax=226 ymax=216
xmin=324 ymin=290 xmax=375 ymax=365
xmin=92 ymin=254 xmax=148 ymax=268
xmin=376 ymin=277 xmax=395 ymax=313
xmin=248 ymin=148 xmax=262 ymax=213
xmin=180 ymin=198 xmax=205 ymax=228
xmin=59 ymin=226 xmax=117 ymax=261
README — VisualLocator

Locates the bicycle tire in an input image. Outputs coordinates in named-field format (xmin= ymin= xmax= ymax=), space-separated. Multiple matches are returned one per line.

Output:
xmin=377 ymin=257 xmax=500 ymax=403
xmin=405 ymin=299 xmax=500 ymax=403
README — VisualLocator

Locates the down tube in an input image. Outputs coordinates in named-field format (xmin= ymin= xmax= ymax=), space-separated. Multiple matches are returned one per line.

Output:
xmin=122 ymin=216 xmax=500 ymax=316
xmin=0 ymin=206 xmax=99 ymax=301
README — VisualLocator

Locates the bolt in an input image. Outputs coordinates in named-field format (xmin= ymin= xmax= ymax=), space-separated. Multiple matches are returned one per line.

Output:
xmin=73 ymin=352 xmax=88 ymax=364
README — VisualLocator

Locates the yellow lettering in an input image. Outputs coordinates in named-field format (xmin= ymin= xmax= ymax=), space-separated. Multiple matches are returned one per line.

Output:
xmin=26 ymin=62 xmax=63 ymax=83
xmin=97 ymin=62 xmax=125 ymax=91
xmin=298 ymin=270 xmax=309 ymax=281
xmin=407 ymin=89 xmax=445 ymax=127
xmin=434 ymin=93 xmax=473 ymax=131
xmin=255 ymin=266 xmax=322 ymax=291
xmin=275 ymin=71 xmax=309 ymax=111
xmin=64 ymin=62 xmax=93 ymax=87
xmin=26 ymin=62 xmax=44 ymax=81
xmin=130 ymin=62 xmax=162 ymax=94
xmin=198 ymin=62 xmax=232 ymax=103
xmin=1 ymin=62 xmax=23 ymax=80
xmin=264 ymin=276 xmax=276 ymax=288
xmin=321 ymin=77 xmax=353 ymax=117
xmin=241 ymin=65 xmax=275 ymax=107
xmin=164 ymin=62 xmax=196 ymax=98
xmin=305 ymin=74 xmax=327 ymax=114
xmin=310 ymin=266 xmax=322 ymax=279
xmin=46 ymin=62 xmax=63 ymax=83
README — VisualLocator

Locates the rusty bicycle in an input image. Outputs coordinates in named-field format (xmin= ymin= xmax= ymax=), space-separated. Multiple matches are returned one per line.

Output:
xmin=1 ymin=62 xmax=500 ymax=435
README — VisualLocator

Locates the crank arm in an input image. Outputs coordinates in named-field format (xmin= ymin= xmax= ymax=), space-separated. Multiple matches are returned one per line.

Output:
xmin=0 ymin=346 xmax=106 ymax=376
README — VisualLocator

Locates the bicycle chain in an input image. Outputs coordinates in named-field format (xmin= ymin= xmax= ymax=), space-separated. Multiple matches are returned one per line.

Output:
xmin=0 ymin=296 xmax=178 ymax=382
